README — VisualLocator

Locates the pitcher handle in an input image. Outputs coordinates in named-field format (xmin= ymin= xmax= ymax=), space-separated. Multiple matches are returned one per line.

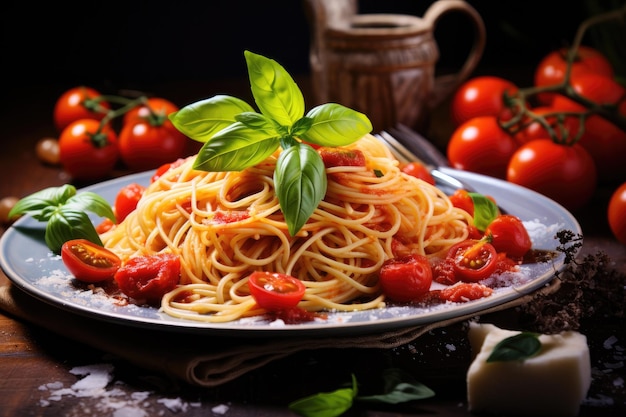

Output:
xmin=423 ymin=0 xmax=486 ymax=108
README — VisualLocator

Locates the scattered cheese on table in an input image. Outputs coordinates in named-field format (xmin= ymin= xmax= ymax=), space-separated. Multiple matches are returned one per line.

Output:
xmin=467 ymin=322 xmax=591 ymax=417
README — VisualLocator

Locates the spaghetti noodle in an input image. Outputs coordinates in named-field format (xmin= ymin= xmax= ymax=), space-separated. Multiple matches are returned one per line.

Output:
xmin=101 ymin=134 xmax=472 ymax=322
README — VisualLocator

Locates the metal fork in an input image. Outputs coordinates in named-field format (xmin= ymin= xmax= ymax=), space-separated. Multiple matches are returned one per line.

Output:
xmin=374 ymin=129 xmax=474 ymax=195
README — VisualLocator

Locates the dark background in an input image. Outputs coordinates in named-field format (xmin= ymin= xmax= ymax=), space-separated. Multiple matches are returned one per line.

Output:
xmin=3 ymin=0 xmax=624 ymax=94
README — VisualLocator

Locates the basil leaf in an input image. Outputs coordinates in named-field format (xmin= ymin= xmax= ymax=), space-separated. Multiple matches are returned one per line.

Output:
xmin=235 ymin=111 xmax=279 ymax=134
xmin=274 ymin=143 xmax=327 ymax=236
xmin=487 ymin=332 xmax=542 ymax=362
xmin=245 ymin=50 xmax=304 ymax=127
xmin=288 ymin=375 xmax=357 ymax=417
xmin=169 ymin=95 xmax=255 ymax=142
xmin=300 ymin=103 xmax=372 ymax=147
xmin=46 ymin=209 xmax=103 ymax=254
xmin=469 ymin=192 xmax=499 ymax=231
xmin=193 ymin=122 xmax=279 ymax=172
xmin=9 ymin=184 xmax=76 ymax=220
xmin=65 ymin=192 xmax=116 ymax=222
xmin=357 ymin=368 xmax=435 ymax=404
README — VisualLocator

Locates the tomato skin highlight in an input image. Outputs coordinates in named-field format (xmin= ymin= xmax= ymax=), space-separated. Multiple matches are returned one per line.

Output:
xmin=114 ymin=253 xmax=181 ymax=304
xmin=447 ymin=116 xmax=519 ymax=179
xmin=61 ymin=239 xmax=121 ymax=283
xmin=53 ymin=86 xmax=110 ymax=132
xmin=450 ymin=76 xmax=518 ymax=126
xmin=534 ymin=46 xmax=614 ymax=106
xmin=447 ymin=240 xmax=497 ymax=283
xmin=58 ymin=119 xmax=119 ymax=181
xmin=123 ymin=97 xmax=179 ymax=125
xmin=115 ymin=182 xmax=145 ymax=223
xmin=608 ymin=182 xmax=626 ymax=245
xmin=551 ymin=73 xmax=626 ymax=182
xmin=248 ymin=271 xmax=306 ymax=311
xmin=379 ymin=254 xmax=432 ymax=303
xmin=485 ymin=214 xmax=532 ymax=258
xmin=507 ymin=139 xmax=597 ymax=212
xmin=118 ymin=120 xmax=188 ymax=172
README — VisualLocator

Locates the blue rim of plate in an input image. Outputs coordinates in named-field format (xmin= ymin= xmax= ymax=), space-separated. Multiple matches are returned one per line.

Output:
xmin=0 ymin=167 xmax=581 ymax=337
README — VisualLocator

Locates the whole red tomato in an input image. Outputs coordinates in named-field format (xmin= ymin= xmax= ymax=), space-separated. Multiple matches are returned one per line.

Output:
xmin=514 ymin=105 xmax=581 ymax=145
xmin=608 ymin=182 xmax=626 ymax=245
xmin=507 ymin=139 xmax=597 ymax=211
xmin=447 ymin=116 xmax=519 ymax=179
xmin=58 ymin=119 xmax=119 ymax=181
xmin=484 ymin=214 xmax=532 ymax=258
xmin=122 ymin=97 xmax=179 ymax=126
xmin=118 ymin=119 xmax=188 ymax=172
xmin=450 ymin=76 xmax=518 ymax=126
xmin=379 ymin=254 xmax=432 ymax=303
xmin=53 ymin=86 xmax=110 ymax=132
xmin=401 ymin=161 xmax=435 ymax=185
xmin=115 ymin=182 xmax=146 ymax=222
xmin=534 ymin=46 xmax=614 ymax=106
xmin=551 ymin=73 xmax=626 ymax=182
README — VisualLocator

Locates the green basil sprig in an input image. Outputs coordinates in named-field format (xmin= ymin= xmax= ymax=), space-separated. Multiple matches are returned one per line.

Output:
xmin=8 ymin=184 xmax=115 ymax=253
xmin=468 ymin=192 xmax=499 ymax=231
xmin=169 ymin=50 xmax=372 ymax=236
xmin=487 ymin=332 xmax=542 ymax=362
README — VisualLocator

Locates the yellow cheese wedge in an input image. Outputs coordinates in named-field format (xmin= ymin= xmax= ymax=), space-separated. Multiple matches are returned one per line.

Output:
xmin=467 ymin=322 xmax=591 ymax=417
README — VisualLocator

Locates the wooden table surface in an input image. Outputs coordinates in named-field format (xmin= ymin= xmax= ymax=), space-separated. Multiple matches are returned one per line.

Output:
xmin=1 ymin=78 xmax=625 ymax=417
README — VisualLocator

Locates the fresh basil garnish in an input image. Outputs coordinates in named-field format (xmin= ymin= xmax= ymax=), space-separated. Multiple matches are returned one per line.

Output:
xmin=469 ymin=192 xmax=499 ymax=231
xmin=169 ymin=50 xmax=372 ymax=236
xmin=8 ymin=184 xmax=115 ymax=253
xmin=486 ymin=332 xmax=542 ymax=362
xmin=288 ymin=374 xmax=357 ymax=417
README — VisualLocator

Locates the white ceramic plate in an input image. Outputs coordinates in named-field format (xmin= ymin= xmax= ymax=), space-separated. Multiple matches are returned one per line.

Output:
xmin=0 ymin=167 xmax=580 ymax=337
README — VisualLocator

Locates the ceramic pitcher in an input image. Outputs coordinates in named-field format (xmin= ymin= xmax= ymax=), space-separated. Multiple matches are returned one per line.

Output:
xmin=304 ymin=0 xmax=486 ymax=132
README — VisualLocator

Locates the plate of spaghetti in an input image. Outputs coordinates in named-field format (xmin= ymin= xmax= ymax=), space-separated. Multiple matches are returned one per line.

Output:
xmin=0 ymin=134 xmax=580 ymax=337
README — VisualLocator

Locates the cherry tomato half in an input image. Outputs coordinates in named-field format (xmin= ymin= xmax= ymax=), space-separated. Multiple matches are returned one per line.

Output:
xmin=58 ymin=118 xmax=119 ymax=181
xmin=608 ymin=182 xmax=626 ymax=245
xmin=507 ymin=139 xmax=597 ymax=212
xmin=118 ymin=120 xmax=188 ymax=172
xmin=61 ymin=239 xmax=121 ymax=283
xmin=447 ymin=116 xmax=519 ymax=179
xmin=450 ymin=76 xmax=518 ymax=126
xmin=484 ymin=214 xmax=532 ymax=258
xmin=247 ymin=271 xmax=306 ymax=311
xmin=401 ymin=161 xmax=435 ymax=185
xmin=115 ymin=182 xmax=146 ymax=223
xmin=379 ymin=254 xmax=432 ymax=303
xmin=114 ymin=253 xmax=181 ymax=304
xmin=534 ymin=46 xmax=614 ymax=106
xmin=447 ymin=240 xmax=497 ymax=282
xmin=53 ymin=86 xmax=110 ymax=132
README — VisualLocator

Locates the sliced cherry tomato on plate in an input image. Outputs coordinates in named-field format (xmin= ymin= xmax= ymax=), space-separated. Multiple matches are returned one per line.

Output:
xmin=485 ymin=214 xmax=532 ymax=258
xmin=247 ymin=271 xmax=306 ymax=311
xmin=401 ymin=161 xmax=435 ymax=185
xmin=61 ymin=239 xmax=121 ymax=283
xmin=115 ymin=182 xmax=146 ymax=222
xmin=447 ymin=239 xmax=497 ymax=282
xmin=379 ymin=254 xmax=432 ymax=303
xmin=114 ymin=253 xmax=181 ymax=304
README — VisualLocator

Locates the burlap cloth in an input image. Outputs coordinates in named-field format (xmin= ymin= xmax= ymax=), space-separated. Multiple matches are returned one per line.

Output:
xmin=0 ymin=280 xmax=560 ymax=387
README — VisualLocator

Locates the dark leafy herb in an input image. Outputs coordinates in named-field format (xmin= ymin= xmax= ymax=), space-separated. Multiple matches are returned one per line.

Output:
xmin=486 ymin=332 xmax=542 ymax=362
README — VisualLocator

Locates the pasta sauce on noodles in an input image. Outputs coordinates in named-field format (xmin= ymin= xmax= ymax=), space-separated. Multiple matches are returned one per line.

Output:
xmin=101 ymin=134 xmax=472 ymax=322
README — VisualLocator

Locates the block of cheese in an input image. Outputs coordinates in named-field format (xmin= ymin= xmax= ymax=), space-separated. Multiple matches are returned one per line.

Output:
xmin=467 ymin=322 xmax=591 ymax=417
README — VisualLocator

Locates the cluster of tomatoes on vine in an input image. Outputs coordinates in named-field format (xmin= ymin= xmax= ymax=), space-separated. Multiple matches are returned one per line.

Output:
xmin=444 ymin=43 xmax=626 ymax=246
xmin=42 ymin=86 xmax=198 ymax=181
